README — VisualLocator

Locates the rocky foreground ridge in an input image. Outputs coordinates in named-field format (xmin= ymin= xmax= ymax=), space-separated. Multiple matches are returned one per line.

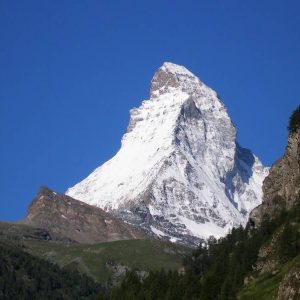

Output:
xmin=21 ymin=186 xmax=143 ymax=244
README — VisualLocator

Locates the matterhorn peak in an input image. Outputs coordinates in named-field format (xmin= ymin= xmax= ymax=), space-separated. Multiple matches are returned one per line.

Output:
xmin=67 ymin=63 xmax=268 ymax=246
xmin=150 ymin=62 xmax=201 ymax=98
xmin=158 ymin=62 xmax=196 ymax=77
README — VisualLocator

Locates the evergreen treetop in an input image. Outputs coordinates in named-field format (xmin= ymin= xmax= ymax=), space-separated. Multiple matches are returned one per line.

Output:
xmin=288 ymin=105 xmax=300 ymax=134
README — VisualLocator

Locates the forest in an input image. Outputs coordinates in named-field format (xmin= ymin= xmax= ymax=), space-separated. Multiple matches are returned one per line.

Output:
xmin=0 ymin=241 xmax=102 ymax=300
xmin=107 ymin=196 xmax=300 ymax=300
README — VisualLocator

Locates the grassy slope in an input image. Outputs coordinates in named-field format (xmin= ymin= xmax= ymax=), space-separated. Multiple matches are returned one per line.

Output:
xmin=0 ymin=221 xmax=48 ymax=239
xmin=23 ymin=239 xmax=191 ymax=283
xmin=238 ymin=208 xmax=300 ymax=300
xmin=238 ymin=249 xmax=300 ymax=299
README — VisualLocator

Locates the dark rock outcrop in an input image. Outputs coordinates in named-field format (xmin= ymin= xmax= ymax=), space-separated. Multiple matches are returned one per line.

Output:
xmin=21 ymin=187 xmax=144 ymax=244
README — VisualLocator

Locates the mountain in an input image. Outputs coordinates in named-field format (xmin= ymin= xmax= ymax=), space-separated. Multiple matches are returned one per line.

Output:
xmin=21 ymin=186 xmax=143 ymax=244
xmin=67 ymin=62 xmax=268 ymax=246
xmin=108 ymin=112 xmax=300 ymax=300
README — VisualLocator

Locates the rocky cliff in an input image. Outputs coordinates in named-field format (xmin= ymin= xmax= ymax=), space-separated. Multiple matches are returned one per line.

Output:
xmin=250 ymin=127 xmax=300 ymax=226
xmin=21 ymin=187 xmax=143 ymax=244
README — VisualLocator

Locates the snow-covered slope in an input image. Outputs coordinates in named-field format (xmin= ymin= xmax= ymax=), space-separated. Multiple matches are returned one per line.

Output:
xmin=67 ymin=62 xmax=268 ymax=246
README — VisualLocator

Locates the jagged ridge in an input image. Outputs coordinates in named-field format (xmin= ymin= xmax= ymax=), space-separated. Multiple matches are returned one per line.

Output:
xmin=22 ymin=187 xmax=143 ymax=244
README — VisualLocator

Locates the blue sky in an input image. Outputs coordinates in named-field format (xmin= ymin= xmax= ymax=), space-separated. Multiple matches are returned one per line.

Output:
xmin=0 ymin=0 xmax=299 ymax=221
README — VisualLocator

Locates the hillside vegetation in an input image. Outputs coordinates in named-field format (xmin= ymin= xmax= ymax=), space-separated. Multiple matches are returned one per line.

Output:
xmin=23 ymin=239 xmax=190 ymax=284
xmin=0 ymin=240 xmax=102 ymax=300
xmin=0 ymin=221 xmax=190 ymax=285
xmin=108 ymin=197 xmax=300 ymax=299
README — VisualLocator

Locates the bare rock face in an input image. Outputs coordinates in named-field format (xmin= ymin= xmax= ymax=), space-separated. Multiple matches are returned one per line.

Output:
xmin=22 ymin=187 xmax=143 ymax=244
xmin=263 ymin=129 xmax=300 ymax=207
xmin=277 ymin=260 xmax=300 ymax=300
xmin=250 ymin=129 xmax=300 ymax=227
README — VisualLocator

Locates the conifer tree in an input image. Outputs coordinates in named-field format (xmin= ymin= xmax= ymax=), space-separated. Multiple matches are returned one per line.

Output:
xmin=288 ymin=105 xmax=300 ymax=134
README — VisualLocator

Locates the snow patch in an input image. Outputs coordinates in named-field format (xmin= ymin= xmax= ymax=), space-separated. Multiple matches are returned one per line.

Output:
xmin=150 ymin=226 xmax=167 ymax=237
xmin=169 ymin=237 xmax=180 ymax=243
xmin=178 ymin=216 xmax=231 ymax=239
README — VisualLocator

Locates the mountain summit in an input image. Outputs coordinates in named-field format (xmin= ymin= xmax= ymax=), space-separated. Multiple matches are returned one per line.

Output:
xmin=66 ymin=62 xmax=268 ymax=246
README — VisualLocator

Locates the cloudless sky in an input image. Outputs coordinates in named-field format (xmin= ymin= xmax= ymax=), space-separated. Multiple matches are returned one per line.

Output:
xmin=0 ymin=0 xmax=299 ymax=221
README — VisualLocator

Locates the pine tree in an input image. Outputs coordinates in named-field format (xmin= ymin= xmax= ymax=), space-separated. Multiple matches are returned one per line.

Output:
xmin=288 ymin=105 xmax=300 ymax=134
